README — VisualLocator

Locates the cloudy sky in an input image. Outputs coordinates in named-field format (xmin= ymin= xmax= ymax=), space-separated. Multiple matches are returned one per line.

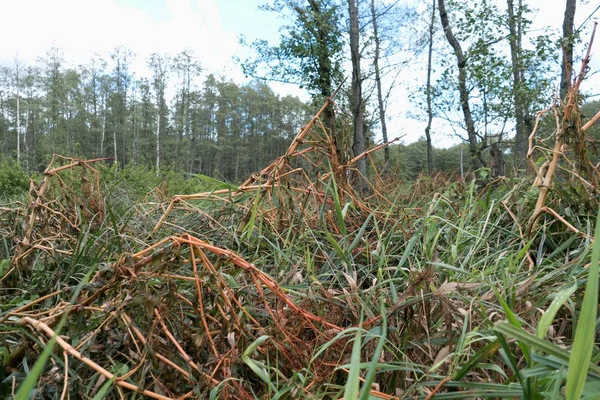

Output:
xmin=0 ymin=0 xmax=277 ymax=78
xmin=0 ymin=0 xmax=598 ymax=146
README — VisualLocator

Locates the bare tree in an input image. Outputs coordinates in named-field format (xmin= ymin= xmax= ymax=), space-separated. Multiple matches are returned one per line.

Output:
xmin=424 ymin=0 xmax=436 ymax=175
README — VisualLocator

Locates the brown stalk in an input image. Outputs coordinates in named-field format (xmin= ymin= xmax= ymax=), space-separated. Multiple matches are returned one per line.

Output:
xmin=189 ymin=244 xmax=219 ymax=358
xmin=21 ymin=316 xmax=174 ymax=400
xmin=529 ymin=23 xmax=597 ymax=235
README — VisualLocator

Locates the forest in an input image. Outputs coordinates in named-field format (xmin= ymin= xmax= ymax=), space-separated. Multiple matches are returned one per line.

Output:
xmin=2 ymin=0 xmax=600 ymax=399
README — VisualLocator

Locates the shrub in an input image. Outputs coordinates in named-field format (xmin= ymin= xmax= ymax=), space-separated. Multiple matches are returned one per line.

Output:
xmin=0 ymin=161 xmax=29 ymax=198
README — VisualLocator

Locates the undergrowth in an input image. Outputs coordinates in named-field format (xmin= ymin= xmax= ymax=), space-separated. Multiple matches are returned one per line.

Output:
xmin=1 ymin=164 xmax=599 ymax=399
xmin=2 ymin=50 xmax=600 ymax=397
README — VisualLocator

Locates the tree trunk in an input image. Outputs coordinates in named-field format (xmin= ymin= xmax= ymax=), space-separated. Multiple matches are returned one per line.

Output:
xmin=560 ymin=0 xmax=576 ymax=100
xmin=113 ymin=128 xmax=118 ymax=164
xmin=24 ymin=108 xmax=29 ymax=168
xmin=507 ymin=0 xmax=530 ymax=170
xmin=424 ymin=0 xmax=436 ymax=175
xmin=370 ymin=0 xmax=389 ymax=165
xmin=16 ymin=91 xmax=20 ymax=165
xmin=348 ymin=0 xmax=367 ymax=193
xmin=438 ymin=0 xmax=482 ymax=172
xmin=156 ymin=101 xmax=160 ymax=174
xmin=1 ymin=93 xmax=6 ymax=156
xmin=308 ymin=0 xmax=341 ymax=164
xmin=101 ymin=94 xmax=106 ymax=157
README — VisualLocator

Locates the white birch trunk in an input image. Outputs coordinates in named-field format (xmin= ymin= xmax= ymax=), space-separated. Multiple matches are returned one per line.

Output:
xmin=156 ymin=107 xmax=160 ymax=174
xmin=113 ymin=128 xmax=117 ymax=164
xmin=16 ymin=92 xmax=20 ymax=164
xmin=101 ymin=94 xmax=106 ymax=157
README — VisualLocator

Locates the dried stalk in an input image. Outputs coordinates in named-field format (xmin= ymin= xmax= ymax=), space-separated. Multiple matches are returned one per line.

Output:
xmin=21 ymin=317 xmax=174 ymax=400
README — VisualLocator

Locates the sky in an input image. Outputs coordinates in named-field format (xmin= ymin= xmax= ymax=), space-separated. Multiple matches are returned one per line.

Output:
xmin=0 ymin=0 xmax=598 ymax=147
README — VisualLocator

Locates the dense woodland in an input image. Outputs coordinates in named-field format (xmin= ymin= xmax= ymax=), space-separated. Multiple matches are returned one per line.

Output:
xmin=0 ymin=0 xmax=596 ymax=183
xmin=0 ymin=48 xmax=310 ymax=181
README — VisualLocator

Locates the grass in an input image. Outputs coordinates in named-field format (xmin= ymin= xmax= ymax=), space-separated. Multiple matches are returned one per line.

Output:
xmin=0 ymin=162 xmax=598 ymax=399
xmin=1 ymin=83 xmax=600 ymax=398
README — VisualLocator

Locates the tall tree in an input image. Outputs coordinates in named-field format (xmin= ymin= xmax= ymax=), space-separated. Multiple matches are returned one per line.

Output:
xmin=108 ymin=47 xmax=133 ymax=165
xmin=507 ymin=0 xmax=532 ymax=169
xmin=243 ymin=0 xmax=344 ymax=159
xmin=173 ymin=49 xmax=202 ymax=170
xmin=13 ymin=56 xmax=22 ymax=165
xmin=348 ymin=0 xmax=367 ymax=191
xmin=0 ymin=67 xmax=8 ymax=157
xmin=370 ymin=0 xmax=389 ymax=165
xmin=560 ymin=0 xmax=576 ymax=100
xmin=148 ymin=53 xmax=169 ymax=174
xmin=437 ymin=0 xmax=482 ymax=171
xmin=424 ymin=0 xmax=436 ymax=175
xmin=81 ymin=55 xmax=107 ymax=158
xmin=42 ymin=45 xmax=66 ymax=155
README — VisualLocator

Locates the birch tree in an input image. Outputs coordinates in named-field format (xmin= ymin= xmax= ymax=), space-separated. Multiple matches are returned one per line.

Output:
xmin=148 ymin=53 xmax=169 ymax=174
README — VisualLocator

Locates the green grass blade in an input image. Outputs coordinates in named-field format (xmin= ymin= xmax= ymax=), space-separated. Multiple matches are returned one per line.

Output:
xmin=566 ymin=211 xmax=600 ymax=400
xmin=454 ymin=339 xmax=502 ymax=381
xmin=91 ymin=376 xmax=116 ymax=400
xmin=344 ymin=323 xmax=363 ymax=400
xmin=536 ymin=281 xmax=577 ymax=339
xmin=359 ymin=301 xmax=387 ymax=400
xmin=328 ymin=169 xmax=347 ymax=236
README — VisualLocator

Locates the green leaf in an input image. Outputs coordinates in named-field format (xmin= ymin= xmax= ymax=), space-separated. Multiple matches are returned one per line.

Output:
xmin=536 ymin=281 xmax=577 ymax=339
xmin=243 ymin=335 xmax=270 ymax=356
xmin=566 ymin=211 xmax=600 ymax=400
xmin=328 ymin=169 xmax=347 ymax=236
xmin=344 ymin=324 xmax=363 ymax=400
xmin=359 ymin=301 xmax=387 ymax=400
xmin=92 ymin=376 xmax=116 ymax=400
xmin=242 ymin=355 xmax=276 ymax=393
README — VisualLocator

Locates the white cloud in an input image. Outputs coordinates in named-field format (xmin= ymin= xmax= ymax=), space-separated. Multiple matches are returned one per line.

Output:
xmin=0 ymin=0 xmax=242 ymax=80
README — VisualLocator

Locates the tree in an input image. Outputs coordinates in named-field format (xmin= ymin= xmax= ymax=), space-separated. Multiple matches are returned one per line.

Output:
xmin=148 ymin=53 xmax=169 ymax=174
xmin=242 ymin=0 xmax=344 ymax=158
xmin=173 ymin=49 xmax=202 ymax=170
xmin=369 ymin=0 xmax=389 ymax=165
xmin=81 ymin=55 xmax=108 ymax=159
xmin=424 ymin=0 xmax=436 ymax=175
xmin=42 ymin=44 xmax=66 ymax=155
xmin=507 ymin=0 xmax=534 ymax=169
xmin=348 ymin=0 xmax=367 ymax=192
xmin=13 ymin=56 xmax=22 ymax=165
xmin=560 ymin=0 xmax=576 ymax=100
xmin=108 ymin=46 xmax=133 ymax=165
xmin=437 ymin=0 xmax=482 ymax=171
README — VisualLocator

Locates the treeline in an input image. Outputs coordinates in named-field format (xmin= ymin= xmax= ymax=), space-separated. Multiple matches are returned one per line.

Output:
xmin=0 ymin=47 xmax=310 ymax=181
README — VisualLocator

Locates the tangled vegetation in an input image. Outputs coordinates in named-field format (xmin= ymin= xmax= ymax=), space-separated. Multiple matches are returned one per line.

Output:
xmin=2 ymin=31 xmax=600 ymax=400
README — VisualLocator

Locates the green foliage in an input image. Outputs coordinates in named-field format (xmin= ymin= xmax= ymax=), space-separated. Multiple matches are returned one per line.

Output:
xmin=384 ymin=139 xmax=468 ymax=180
xmin=0 ymin=47 xmax=310 ymax=184
xmin=241 ymin=0 xmax=344 ymax=98
xmin=98 ymin=164 xmax=215 ymax=201
xmin=0 ymin=161 xmax=29 ymax=198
